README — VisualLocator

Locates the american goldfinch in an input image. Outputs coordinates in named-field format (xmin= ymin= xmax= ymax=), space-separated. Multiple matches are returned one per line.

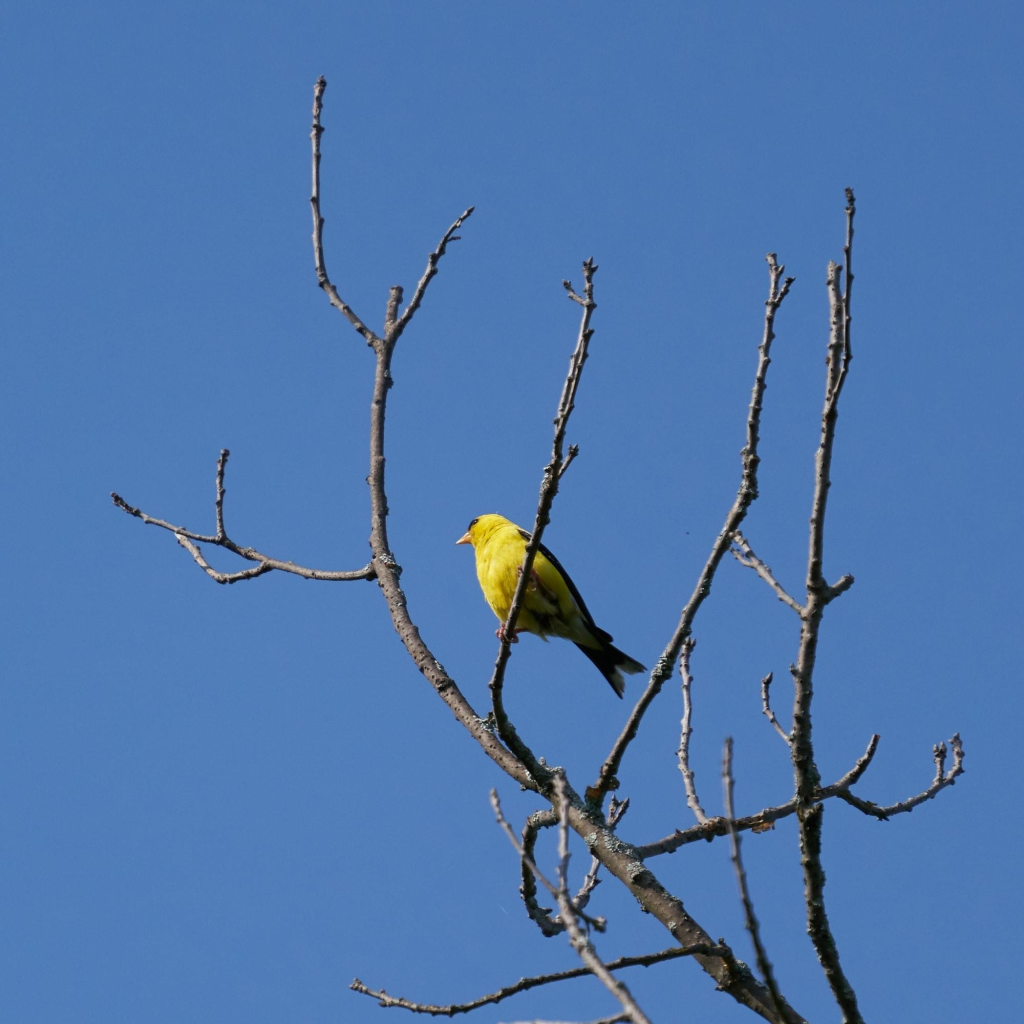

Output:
xmin=456 ymin=513 xmax=645 ymax=697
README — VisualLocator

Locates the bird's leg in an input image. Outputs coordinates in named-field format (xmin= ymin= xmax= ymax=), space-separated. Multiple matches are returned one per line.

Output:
xmin=496 ymin=623 xmax=520 ymax=643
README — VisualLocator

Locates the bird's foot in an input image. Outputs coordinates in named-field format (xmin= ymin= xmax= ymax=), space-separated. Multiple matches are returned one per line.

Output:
xmin=496 ymin=624 xmax=521 ymax=644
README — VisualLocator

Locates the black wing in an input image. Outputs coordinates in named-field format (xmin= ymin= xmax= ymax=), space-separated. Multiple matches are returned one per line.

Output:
xmin=517 ymin=528 xmax=613 ymax=644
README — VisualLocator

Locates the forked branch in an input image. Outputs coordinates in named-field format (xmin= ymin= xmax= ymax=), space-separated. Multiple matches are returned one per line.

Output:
xmin=111 ymin=450 xmax=375 ymax=584
xmin=834 ymin=734 xmax=964 ymax=819
xmin=310 ymin=76 xmax=380 ymax=348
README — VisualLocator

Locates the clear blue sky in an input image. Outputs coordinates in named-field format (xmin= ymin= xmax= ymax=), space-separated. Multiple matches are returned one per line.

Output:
xmin=3 ymin=3 xmax=1020 ymax=1021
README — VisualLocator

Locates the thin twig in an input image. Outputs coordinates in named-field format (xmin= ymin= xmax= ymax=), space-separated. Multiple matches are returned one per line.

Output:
xmin=309 ymin=77 xmax=381 ymax=348
xmin=723 ymin=739 xmax=785 ymax=1021
xmin=677 ymin=638 xmax=709 ymax=824
xmin=557 ymin=444 xmax=580 ymax=480
xmin=488 ymin=259 xmax=600 ymax=787
xmin=730 ymin=532 xmax=803 ymax=615
xmin=111 ymin=451 xmax=375 ymax=585
xmin=825 ymin=573 xmax=855 ymax=603
xmin=214 ymin=448 xmax=229 ymax=540
xmin=592 ymin=254 xmax=793 ymax=797
xmin=819 ymin=735 xmax=880 ymax=794
xmin=384 ymin=285 xmax=403 ymax=337
xmin=760 ymin=673 xmax=791 ymax=745
xmin=351 ymin=945 xmax=714 ymax=1017
xmin=391 ymin=207 xmax=475 ymax=344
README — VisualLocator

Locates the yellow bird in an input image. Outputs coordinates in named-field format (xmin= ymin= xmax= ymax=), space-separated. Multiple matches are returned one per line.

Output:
xmin=456 ymin=513 xmax=645 ymax=697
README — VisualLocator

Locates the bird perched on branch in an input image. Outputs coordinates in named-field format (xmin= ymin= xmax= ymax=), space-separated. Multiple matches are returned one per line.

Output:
xmin=456 ymin=513 xmax=645 ymax=697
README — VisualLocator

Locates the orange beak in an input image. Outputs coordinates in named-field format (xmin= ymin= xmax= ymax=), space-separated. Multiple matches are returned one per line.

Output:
xmin=455 ymin=531 xmax=472 ymax=545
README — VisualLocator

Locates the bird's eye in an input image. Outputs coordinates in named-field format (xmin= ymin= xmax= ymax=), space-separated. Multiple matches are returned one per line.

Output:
xmin=468 ymin=517 xmax=479 ymax=529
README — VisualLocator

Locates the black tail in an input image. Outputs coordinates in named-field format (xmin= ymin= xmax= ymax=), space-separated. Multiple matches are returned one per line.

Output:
xmin=575 ymin=641 xmax=646 ymax=698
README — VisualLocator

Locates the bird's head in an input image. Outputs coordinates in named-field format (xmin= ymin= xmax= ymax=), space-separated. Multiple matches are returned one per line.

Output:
xmin=456 ymin=513 xmax=513 ymax=548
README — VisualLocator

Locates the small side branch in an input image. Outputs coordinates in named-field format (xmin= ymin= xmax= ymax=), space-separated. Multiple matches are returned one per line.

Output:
xmin=111 ymin=450 xmax=375 ymax=585
xmin=593 ymin=254 xmax=793 ymax=797
xmin=309 ymin=77 xmax=381 ymax=348
xmin=760 ymin=673 xmax=791 ymax=745
xmin=677 ymin=639 xmax=709 ymax=824
xmin=489 ymin=260 xmax=599 ymax=787
xmin=557 ymin=443 xmax=580 ymax=480
xmin=390 ymin=207 xmax=475 ymax=344
xmin=723 ymin=739 xmax=785 ymax=1022
xmin=819 ymin=734 xmax=879 ymax=795
xmin=834 ymin=734 xmax=964 ymax=820
xmin=731 ymin=532 xmax=803 ymax=615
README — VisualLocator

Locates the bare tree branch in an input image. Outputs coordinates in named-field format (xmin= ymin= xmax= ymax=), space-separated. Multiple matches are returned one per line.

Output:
xmin=307 ymin=81 xmax=539 ymax=792
xmin=825 ymin=573 xmax=855 ymax=602
xmin=309 ymin=76 xmax=381 ymax=348
xmin=592 ymin=255 xmax=794 ymax=797
xmin=759 ymin=673 xmax=791 ymax=745
xmin=557 ymin=443 xmax=580 ymax=480
xmin=488 ymin=259 xmax=599 ymax=787
xmin=391 ymin=207 xmax=475 ymax=344
xmin=639 ymin=734 xmax=882 ymax=858
xmin=833 ymin=734 xmax=964 ymax=820
xmin=818 ymin=735 xmax=880 ymax=795
xmin=354 ymin=957 xmax=695 ymax=1024
xmin=214 ymin=446 xmax=228 ymax=539
xmin=677 ymin=638 xmax=709 ymax=824
xmin=790 ymin=190 xmax=863 ymax=1023
xmin=384 ymin=284 xmax=402 ymax=337
xmin=730 ymin=533 xmax=803 ymax=614
xmin=643 ymin=729 xmax=960 ymax=862
xmin=723 ymin=738 xmax=785 ymax=1022
xmin=111 ymin=450 xmax=375 ymax=584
